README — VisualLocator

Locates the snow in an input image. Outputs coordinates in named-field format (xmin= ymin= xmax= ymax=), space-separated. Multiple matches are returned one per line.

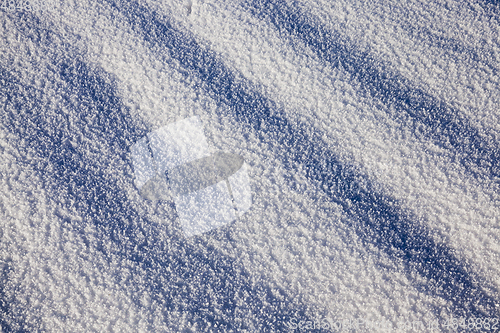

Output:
xmin=1 ymin=0 xmax=499 ymax=331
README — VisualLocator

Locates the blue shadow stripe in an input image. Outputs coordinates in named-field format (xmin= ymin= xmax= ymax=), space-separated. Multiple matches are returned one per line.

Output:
xmin=0 ymin=260 xmax=29 ymax=333
xmin=0 ymin=15 xmax=324 ymax=332
xmin=381 ymin=1 xmax=499 ymax=74
xmin=401 ymin=22 xmax=499 ymax=77
xmin=477 ymin=0 xmax=500 ymax=19
xmin=109 ymin=0 xmax=500 ymax=320
xmin=246 ymin=0 xmax=500 ymax=185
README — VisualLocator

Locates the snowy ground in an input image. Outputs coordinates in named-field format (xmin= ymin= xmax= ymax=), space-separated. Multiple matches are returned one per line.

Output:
xmin=1 ymin=0 xmax=499 ymax=331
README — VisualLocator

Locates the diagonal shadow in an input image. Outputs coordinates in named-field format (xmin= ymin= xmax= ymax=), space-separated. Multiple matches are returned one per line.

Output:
xmin=0 ymin=260 xmax=29 ymax=333
xmin=373 ymin=0 xmax=500 ymax=73
xmin=0 ymin=13 xmax=325 ymax=331
xmin=246 ymin=0 xmax=500 ymax=186
xmin=477 ymin=0 xmax=500 ymax=19
xmin=400 ymin=21 xmax=499 ymax=77
xmin=109 ymin=0 xmax=500 ymax=320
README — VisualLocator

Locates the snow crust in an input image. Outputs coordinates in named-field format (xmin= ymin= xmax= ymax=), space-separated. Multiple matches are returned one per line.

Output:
xmin=1 ymin=0 xmax=499 ymax=331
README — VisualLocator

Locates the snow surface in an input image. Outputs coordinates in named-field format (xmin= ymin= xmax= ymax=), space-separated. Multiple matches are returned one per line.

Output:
xmin=1 ymin=0 xmax=499 ymax=331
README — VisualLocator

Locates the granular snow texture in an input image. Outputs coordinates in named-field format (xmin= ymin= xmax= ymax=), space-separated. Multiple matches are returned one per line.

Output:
xmin=1 ymin=0 xmax=499 ymax=332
